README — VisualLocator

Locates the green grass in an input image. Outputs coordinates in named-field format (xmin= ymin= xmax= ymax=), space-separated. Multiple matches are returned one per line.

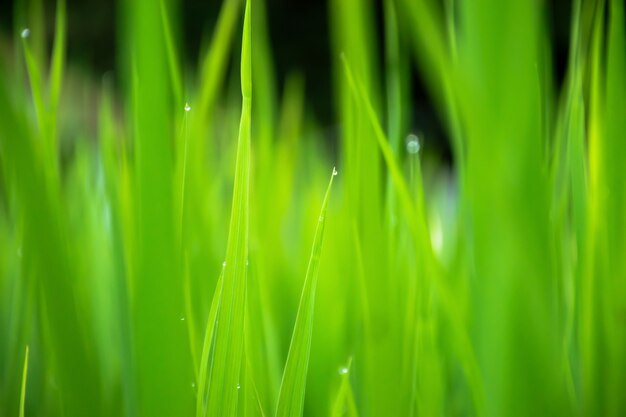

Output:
xmin=1 ymin=0 xmax=626 ymax=416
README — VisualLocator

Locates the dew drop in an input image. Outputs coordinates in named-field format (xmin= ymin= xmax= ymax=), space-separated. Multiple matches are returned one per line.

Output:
xmin=339 ymin=367 xmax=349 ymax=375
xmin=184 ymin=103 xmax=191 ymax=112
xmin=222 ymin=261 xmax=226 ymax=267
xmin=191 ymin=382 xmax=196 ymax=388
xmin=332 ymin=166 xmax=338 ymax=176
xmin=406 ymin=134 xmax=421 ymax=154
xmin=237 ymin=384 xmax=241 ymax=390
xmin=180 ymin=317 xmax=185 ymax=321
xmin=21 ymin=28 xmax=30 ymax=39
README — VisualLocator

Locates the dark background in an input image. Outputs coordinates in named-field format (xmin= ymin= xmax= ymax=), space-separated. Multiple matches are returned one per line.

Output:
xmin=0 ymin=0 xmax=573 ymax=161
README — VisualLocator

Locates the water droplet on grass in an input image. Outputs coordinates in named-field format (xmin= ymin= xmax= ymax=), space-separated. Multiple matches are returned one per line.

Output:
xmin=184 ymin=103 xmax=191 ymax=112
xmin=180 ymin=317 xmax=185 ymax=321
xmin=237 ymin=384 xmax=241 ymax=390
xmin=21 ymin=28 xmax=30 ymax=39
xmin=406 ymin=134 xmax=421 ymax=154
xmin=222 ymin=261 xmax=226 ymax=267
xmin=339 ymin=367 xmax=349 ymax=375
xmin=332 ymin=166 xmax=338 ymax=176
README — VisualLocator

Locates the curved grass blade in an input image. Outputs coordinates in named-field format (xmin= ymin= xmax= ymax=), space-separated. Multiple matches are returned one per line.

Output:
xmin=275 ymin=167 xmax=337 ymax=417
xmin=202 ymin=1 xmax=251 ymax=415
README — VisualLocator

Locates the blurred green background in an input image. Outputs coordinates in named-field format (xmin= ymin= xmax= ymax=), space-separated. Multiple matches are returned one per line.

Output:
xmin=1 ymin=0 xmax=625 ymax=416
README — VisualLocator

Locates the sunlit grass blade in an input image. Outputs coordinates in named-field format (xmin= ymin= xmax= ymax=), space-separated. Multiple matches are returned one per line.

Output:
xmin=583 ymin=1 xmax=626 ymax=414
xmin=19 ymin=345 xmax=28 ymax=417
xmin=580 ymin=3 xmax=605 ymax=413
xmin=203 ymin=1 xmax=251 ymax=415
xmin=276 ymin=167 xmax=336 ymax=417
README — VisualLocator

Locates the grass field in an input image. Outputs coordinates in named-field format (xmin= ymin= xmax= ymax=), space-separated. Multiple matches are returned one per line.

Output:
xmin=1 ymin=0 xmax=625 ymax=416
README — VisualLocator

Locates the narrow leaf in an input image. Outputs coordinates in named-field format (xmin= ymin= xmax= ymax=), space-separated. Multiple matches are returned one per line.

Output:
xmin=203 ymin=1 xmax=252 ymax=415
xmin=19 ymin=345 xmax=29 ymax=417
xmin=276 ymin=167 xmax=337 ymax=417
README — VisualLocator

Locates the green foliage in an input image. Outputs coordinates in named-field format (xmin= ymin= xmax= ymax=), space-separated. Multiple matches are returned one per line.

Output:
xmin=1 ymin=0 xmax=625 ymax=416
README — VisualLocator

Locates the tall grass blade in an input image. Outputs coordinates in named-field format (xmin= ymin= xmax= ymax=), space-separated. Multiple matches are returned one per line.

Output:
xmin=129 ymin=0 xmax=192 ymax=413
xmin=203 ymin=1 xmax=251 ymax=415
xmin=19 ymin=346 xmax=28 ymax=417
xmin=276 ymin=168 xmax=336 ymax=417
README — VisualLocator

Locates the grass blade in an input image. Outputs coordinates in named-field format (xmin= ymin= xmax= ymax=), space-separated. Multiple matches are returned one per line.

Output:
xmin=160 ymin=0 xmax=184 ymax=109
xmin=276 ymin=168 xmax=337 ymax=417
xmin=196 ymin=271 xmax=224 ymax=417
xmin=48 ymin=0 xmax=66 ymax=116
xmin=342 ymin=55 xmax=485 ymax=415
xmin=19 ymin=346 xmax=28 ymax=417
xmin=129 ymin=0 xmax=192 ymax=413
xmin=203 ymin=1 xmax=251 ymax=415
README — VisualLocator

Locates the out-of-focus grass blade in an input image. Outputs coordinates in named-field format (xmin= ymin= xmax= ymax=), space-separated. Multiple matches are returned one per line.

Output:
xmin=342 ymin=55 xmax=484 ymax=415
xmin=383 ymin=0 xmax=406 ymax=154
xmin=19 ymin=345 xmax=28 ymax=417
xmin=21 ymin=32 xmax=46 ymax=139
xmin=195 ymin=0 xmax=241 ymax=120
xmin=276 ymin=168 xmax=336 ymax=417
xmin=251 ymin=0 xmax=277 ymax=161
xmin=129 ymin=0 xmax=192 ymax=413
xmin=48 ymin=0 xmax=66 ymax=117
xmin=160 ymin=0 xmax=183 ymax=109
xmin=580 ymin=3 xmax=605 ymax=413
xmin=398 ymin=0 xmax=453 ymax=121
xmin=458 ymin=0 xmax=572 ymax=414
xmin=583 ymin=1 xmax=626 ymax=414
xmin=203 ymin=1 xmax=251 ymax=415
xmin=383 ymin=0 xmax=409 ymax=240
xmin=0 ymin=64 xmax=101 ymax=417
